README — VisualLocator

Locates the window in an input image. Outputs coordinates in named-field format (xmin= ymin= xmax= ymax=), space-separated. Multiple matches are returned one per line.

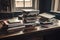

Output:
xmin=11 ymin=0 xmax=39 ymax=11
xmin=51 ymin=0 xmax=60 ymax=12
xmin=15 ymin=0 xmax=33 ymax=8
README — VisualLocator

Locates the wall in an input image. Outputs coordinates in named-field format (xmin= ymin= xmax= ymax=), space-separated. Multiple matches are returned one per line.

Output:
xmin=0 ymin=12 xmax=22 ymax=20
xmin=0 ymin=0 xmax=11 ymax=12
xmin=39 ymin=0 xmax=52 ymax=13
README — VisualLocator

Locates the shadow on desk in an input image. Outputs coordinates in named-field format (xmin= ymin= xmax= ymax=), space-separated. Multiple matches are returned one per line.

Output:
xmin=1 ymin=28 xmax=60 ymax=40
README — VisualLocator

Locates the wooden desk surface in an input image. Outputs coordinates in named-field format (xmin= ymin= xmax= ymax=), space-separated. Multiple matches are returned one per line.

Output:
xmin=0 ymin=25 xmax=60 ymax=39
xmin=0 ymin=17 xmax=60 ymax=39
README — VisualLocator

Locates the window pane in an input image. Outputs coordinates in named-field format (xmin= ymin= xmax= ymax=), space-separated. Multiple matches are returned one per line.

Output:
xmin=15 ymin=0 xmax=23 ymax=1
xmin=15 ymin=0 xmax=24 ymax=7
xmin=25 ymin=0 xmax=30 ymax=1
xmin=25 ymin=0 xmax=32 ymax=7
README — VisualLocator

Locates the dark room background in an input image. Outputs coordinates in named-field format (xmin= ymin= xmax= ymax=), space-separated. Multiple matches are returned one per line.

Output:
xmin=0 ymin=0 xmax=52 ymax=13
xmin=39 ymin=0 xmax=52 ymax=13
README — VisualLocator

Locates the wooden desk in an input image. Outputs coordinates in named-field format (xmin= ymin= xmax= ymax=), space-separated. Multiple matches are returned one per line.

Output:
xmin=0 ymin=25 xmax=60 ymax=39
xmin=0 ymin=14 xmax=60 ymax=39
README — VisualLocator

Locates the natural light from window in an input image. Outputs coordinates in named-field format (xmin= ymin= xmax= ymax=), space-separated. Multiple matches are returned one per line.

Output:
xmin=15 ymin=0 xmax=30 ymax=1
xmin=15 ymin=0 xmax=32 ymax=7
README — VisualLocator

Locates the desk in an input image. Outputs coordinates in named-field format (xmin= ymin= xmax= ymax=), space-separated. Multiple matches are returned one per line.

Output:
xmin=0 ymin=24 xmax=60 ymax=39
xmin=0 ymin=13 xmax=60 ymax=39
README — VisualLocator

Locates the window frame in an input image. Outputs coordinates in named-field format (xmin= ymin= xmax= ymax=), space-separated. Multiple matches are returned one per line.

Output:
xmin=15 ymin=0 xmax=35 ymax=9
xmin=11 ymin=0 xmax=39 ymax=12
